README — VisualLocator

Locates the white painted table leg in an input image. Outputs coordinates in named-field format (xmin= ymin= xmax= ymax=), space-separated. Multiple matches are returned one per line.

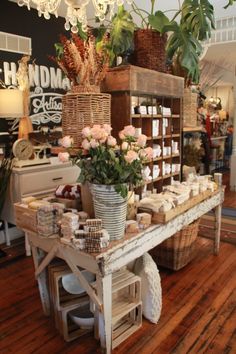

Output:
xmin=214 ymin=204 xmax=222 ymax=255
xmin=25 ymin=232 xmax=31 ymax=256
xmin=96 ymin=273 xmax=112 ymax=354
xmin=4 ymin=221 xmax=10 ymax=246
xmin=31 ymin=245 xmax=51 ymax=316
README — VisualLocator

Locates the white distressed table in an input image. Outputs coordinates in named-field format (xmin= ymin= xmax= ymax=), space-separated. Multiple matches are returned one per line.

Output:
xmin=26 ymin=188 xmax=224 ymax=354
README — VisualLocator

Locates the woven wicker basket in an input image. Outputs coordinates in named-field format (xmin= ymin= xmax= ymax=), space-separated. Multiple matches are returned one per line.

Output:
xmin=183 ymin=88 xmax=198 ymax=128
xmin=150 ymin=219 xmax=200 ymax=271
xmin=130 ymin=29 xmax=168 ymax=72
xmin=62 ymin=92 xmax=111 ymax=147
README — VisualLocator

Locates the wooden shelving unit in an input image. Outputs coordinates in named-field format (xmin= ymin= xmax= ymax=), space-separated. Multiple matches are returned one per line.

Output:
xmin=103 ymin=65 xmax=184 ymax=193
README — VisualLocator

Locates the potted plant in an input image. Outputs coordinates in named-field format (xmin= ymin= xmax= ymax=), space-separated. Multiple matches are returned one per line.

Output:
xmin=59 ymin=124 xmax=153 ymax=240
xmin=129 ymin=0 xmax=215 ymax=83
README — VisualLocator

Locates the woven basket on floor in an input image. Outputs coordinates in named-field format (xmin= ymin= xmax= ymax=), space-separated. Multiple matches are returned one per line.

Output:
xmin=62 ymin=92 xmax=111 ymax=147
xmin=130 ymin=29 xmax=168 ymax=73
xmin=150 ymin=219 xmax=200 ymax=271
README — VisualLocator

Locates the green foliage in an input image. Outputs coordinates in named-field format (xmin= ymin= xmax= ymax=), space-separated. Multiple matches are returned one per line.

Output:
xmin=148 ymin=11 xmax=170 ymax=33
xmin=164 ymin=21 xmax=202 ymax=83
xmin=224 ymin=0 xmax=236 ymax=9
xmin=109 ymin=6 xmax=135 ymax=56
xmin=181 ymin=0 xmax=215 ymax=41
xmin=75 ymin=146 xmax=143 ymax=198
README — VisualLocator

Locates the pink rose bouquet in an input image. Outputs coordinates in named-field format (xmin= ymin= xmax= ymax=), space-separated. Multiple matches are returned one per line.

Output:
xmin=60 ymin=124 xmax=153 ymax=198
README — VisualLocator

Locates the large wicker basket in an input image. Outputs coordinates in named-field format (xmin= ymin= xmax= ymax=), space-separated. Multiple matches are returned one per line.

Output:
xmin=130 ymin=29 xmax=168 ymax=73
xmin=62 ymin=92 xmax=111 ymax=147
xmin=150 ymin=219 xmax=200 ymax=271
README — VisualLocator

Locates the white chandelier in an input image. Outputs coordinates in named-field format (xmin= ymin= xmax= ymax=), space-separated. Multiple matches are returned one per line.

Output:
xmin=17 ymin=0 xmax=133 ymax=33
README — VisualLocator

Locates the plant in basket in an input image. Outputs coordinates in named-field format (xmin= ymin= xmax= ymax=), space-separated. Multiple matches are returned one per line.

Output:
xmin=129 ymin=0 xmax=216 ymax=83
xmin=59 ymin=124 xmax=153 ymax=240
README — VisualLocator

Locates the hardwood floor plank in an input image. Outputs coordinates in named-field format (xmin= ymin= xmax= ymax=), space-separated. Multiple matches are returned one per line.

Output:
xmin=0 ymin=236 xmax=236 ymax=353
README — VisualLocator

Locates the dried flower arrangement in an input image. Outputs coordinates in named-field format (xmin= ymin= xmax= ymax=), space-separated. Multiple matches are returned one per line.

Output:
xmin=50 ymin=33 xmax=110 ymax=92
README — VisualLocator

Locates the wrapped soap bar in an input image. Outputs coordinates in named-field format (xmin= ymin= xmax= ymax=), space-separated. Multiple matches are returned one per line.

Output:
xmin=77 ymin=211 xmax=89 ymax=221
xmin=87 ymin=230 xmax=104 ymax=239
xmin=125 ymin=220 xmax=139 ymax=233
xmin=136 ymin=213 xmax=152 ymax=229
xmin=29 ymin=200 xmax=50 ymax=210
xmin=86 ymin=218 xmax=103 ymax=227
xmin=21 ymin=196 xmax=36 ymax=205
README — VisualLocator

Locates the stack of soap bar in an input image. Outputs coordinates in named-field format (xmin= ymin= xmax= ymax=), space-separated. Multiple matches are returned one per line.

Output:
xmin=84 ymin=219 xmax=110 ymax=253
xmin=61 ymin=213 xmax=79 ymax=241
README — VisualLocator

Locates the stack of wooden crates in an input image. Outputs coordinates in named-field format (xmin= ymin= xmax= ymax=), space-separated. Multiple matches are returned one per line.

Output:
xmin=48 ymin=262 xmax=142 ymax=349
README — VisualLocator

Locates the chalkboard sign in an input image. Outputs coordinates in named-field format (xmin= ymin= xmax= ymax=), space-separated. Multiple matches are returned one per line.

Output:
xmin=0 ymin=0 xmax=69 ymax=135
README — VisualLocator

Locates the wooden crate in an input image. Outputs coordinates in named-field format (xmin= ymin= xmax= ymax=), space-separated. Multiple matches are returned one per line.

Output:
xmin=14 ymin=203 xmax=37 ymax=232
xmin=111 ymin=269 xmax=142 ymax=349
xmin=102 ymin=65 xmax=184 ymax=97
xmin=61 ymin=304 xmax=92 ymax=342
xmin=48 ymin=264 xmax=92 ymax=341
xmin=139 ymin=189 xmax=219 ymax=224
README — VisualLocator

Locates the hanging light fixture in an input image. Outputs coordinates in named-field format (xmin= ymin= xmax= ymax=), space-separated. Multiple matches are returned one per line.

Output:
xmin=17 ymin=0 xmax=133 ymax=33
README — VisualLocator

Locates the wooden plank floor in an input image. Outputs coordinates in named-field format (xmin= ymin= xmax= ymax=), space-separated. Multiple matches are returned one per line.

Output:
xmin=0 ymin=236 xmax=236 ymax=354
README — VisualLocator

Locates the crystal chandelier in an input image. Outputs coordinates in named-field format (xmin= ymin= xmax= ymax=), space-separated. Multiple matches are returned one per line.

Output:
xmin=17 ymin=0 xmax=133 ymax=33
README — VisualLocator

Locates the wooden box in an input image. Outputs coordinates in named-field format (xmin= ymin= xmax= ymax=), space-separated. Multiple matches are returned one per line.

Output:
xmin=111 ymin=268 xmax=142 ymax=349
xmin=14 ymin=203 xmax=37 ymax=232
xmin=102 ymin=65 xmax=184 ymax=97
xmin=139 ymin=189 xmax=218 ymax=224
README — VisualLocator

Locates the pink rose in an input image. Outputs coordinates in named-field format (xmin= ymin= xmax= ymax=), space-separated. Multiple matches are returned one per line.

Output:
xmin=107 ymin=136 xmax=117 ymax=147
xmin=119 ymin=130 xmax=125 ymax=140
xmin=103 ymin=124 xmax=112 ymax=135
xmin=90 ymin=139 xmax=99 ymax=148
xmin=91 ymin=126 xmax=102 ymax=140
xmin=144 ymin=147 xmax=154 ymax=160
xmin=121 ymin=141 xmax=129 ymax=150
xmin=58 ymin=152 xmax=70 ymax=162
xmin=137 ymin=134 xmax=147 ymax=147
xmin=123 ymin=125 xmax=136 ymax=137
xmin=81 ymin=138 xmax=91 ymax=150
xmin=59 ymin=136 xmax=73 ymax=148
xmin=81 ymin=126 xmax=91 ymax=138
xmin=124 ymin=150 xmax=139 ymax=164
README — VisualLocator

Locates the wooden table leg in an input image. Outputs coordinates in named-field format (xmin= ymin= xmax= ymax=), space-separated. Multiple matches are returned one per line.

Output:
xmin=25 ymin=232 xmax=31 ymax=256
xmin=96 ymin=273 xmax=112 ymax=354
xmin=31 ymin=245 xmax=51 ymax=316
xmin=214 ymin=203 xmax=222 ymax=255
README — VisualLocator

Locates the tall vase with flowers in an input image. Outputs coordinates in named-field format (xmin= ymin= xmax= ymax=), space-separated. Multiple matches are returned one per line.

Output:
xmin=59 ymin=124 xmax=153 ymax=240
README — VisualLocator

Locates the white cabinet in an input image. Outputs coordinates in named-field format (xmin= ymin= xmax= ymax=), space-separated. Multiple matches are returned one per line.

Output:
xmin=1 ymin=161 xmax=80 ymax=249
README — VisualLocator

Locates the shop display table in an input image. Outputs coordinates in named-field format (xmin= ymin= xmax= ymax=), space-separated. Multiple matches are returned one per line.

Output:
xmin=24 ymin=188 xmax=224 ymax=354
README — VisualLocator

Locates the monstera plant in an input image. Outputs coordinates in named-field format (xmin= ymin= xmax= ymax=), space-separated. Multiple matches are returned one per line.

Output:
xmin=95 ymin=5 xmax=135 ymax=65
xmin=131 ymin=0 xmax=215 ymax=83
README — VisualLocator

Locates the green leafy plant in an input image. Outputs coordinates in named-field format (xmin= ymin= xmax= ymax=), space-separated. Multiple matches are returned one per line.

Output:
xmin=94 ymin=6 xmax=135 ymax=65
xmin=131 ymin=0 xmax=216 ymax=83
xmin=59 ymin=124 xmax=153 ymax=198
xmin=224 ymin=0 xmax=236 ymax=8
